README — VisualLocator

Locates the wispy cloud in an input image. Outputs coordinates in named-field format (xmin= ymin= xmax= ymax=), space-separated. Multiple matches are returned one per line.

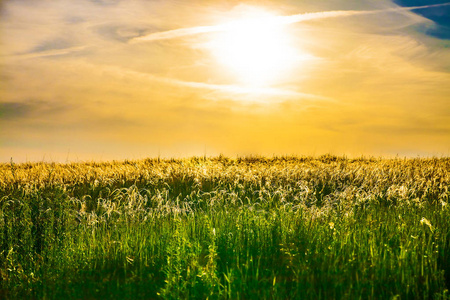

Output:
xmin=0 ymin=99 xmax=73 ymax=121
xmin=92 ymin=63 xmax=331 ymax=102
xmin=7 ymin=46 xmax=90 ymax=60
xmin=130 ymin=2 xmax=450 ymax=43
xmin=129 ymin=25 xmax=221 ymax=43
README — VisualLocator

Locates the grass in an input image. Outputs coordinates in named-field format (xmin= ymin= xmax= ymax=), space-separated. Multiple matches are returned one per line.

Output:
xmin=0 ymin=155 xmax=449 ymax=299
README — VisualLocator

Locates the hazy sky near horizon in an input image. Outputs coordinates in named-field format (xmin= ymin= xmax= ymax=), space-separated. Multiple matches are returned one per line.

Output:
xmin=1 ymin=0 xmax=450 ymax=162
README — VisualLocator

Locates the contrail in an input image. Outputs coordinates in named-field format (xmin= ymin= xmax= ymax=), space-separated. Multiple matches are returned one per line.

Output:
xmin=129 ymin=2 xmax=450 ymax=43
xmin=278 ymin=2 xmax=450 ymax=25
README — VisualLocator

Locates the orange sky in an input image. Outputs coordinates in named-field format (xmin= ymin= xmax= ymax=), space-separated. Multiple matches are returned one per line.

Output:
xmin=1 ymin=0 xmax=450 ymax=162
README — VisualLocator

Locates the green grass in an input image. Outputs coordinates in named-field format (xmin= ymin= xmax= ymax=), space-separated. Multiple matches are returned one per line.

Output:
xmin=1 ymin=155 xmax=449 ymax=299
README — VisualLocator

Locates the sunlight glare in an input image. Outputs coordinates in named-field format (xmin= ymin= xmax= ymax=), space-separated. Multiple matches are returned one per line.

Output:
xmin=211 ymin=10 xmax=299 ymax=87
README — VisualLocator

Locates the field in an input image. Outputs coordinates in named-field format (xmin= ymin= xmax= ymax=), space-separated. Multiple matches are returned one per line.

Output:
xmin=0 ymin=155 xmax=449 ymax=299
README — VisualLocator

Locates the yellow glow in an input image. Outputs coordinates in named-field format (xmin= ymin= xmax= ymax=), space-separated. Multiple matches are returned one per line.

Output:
xmin=210 ymin=11 xmax=299 ymax=87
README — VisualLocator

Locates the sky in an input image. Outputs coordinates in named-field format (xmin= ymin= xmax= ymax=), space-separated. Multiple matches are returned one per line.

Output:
xmin=1 ymin=0 xmax=450 ymax=162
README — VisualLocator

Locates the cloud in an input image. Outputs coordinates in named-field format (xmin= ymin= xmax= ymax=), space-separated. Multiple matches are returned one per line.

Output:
xmin=88 ymin=0 xmax=121 ymax=5
xmin=164 ymin=77 xmax=330 ymax=102
xmin=0 ymin=99 xmax=73 ymax=121
xmin=93 ymin=23 xmax=149 ymax=42
xmin=86 ymin=63 xmax=332 ymax=103
xmin=9 ymin=46 xmax=90 ymax=60
xmin=0 ymin=101 xmax=35 ymax=120
xmin=31 ymin=38 xmax=74 ymax=53
xmin=130 ymin=25 xmax=221 ymax=43
xmin=130 ymin=2 xmax=450 ymax=43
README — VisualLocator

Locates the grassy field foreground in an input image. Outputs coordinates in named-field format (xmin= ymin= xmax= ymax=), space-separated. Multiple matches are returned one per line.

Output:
xmin=0 ymin=155 xmax=449 ymax=299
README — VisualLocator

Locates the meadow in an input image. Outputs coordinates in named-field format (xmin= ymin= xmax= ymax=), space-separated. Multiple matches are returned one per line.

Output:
xmin=0 ymin=155 xmax=449 ymax=299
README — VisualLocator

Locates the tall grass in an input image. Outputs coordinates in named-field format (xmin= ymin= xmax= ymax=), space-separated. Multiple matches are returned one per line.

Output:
xmin=0 ymin=155 xmax=449 ymax=299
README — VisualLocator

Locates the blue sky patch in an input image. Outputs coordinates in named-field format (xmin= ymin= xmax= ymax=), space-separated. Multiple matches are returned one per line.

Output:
xmin=393 ymin=0 xmax=450 ymax=39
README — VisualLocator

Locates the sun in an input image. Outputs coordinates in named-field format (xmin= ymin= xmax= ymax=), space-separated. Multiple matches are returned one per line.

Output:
xmin=210 ymin=10 xmax=298 ymax=87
